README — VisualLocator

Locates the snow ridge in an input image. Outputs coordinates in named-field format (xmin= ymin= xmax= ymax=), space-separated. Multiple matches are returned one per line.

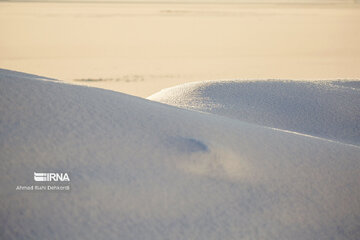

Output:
xmin=1 ymin=69 xmax=360 ymax=240
xmin=149 ymin=80 xmax=360 ymax=146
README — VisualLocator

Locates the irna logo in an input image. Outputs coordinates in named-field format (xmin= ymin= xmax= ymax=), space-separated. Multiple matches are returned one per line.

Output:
xmin=34 ymin=172 xmax=70 ymax=182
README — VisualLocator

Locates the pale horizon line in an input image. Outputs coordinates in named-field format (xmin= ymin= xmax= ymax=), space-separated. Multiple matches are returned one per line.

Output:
xmin=1 ymin=0 xmax=358 ymax=4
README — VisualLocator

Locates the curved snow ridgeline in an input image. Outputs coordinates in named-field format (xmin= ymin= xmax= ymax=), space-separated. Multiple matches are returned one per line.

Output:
xmin=149 ymin=80 xmax=360 ymax=146
xmin=1 ymin=69 xmax=360 ymax=239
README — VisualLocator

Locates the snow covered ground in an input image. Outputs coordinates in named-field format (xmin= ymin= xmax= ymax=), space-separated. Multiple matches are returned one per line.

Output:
xmin=149 ymin=80 xmax=360 ymax=146
xmin=1 ymin=69 xmax=360 ymax=239
xmin=1 ymin=2 xmax=360 ymax=97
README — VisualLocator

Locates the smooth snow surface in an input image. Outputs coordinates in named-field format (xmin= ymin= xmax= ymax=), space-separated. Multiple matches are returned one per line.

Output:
xmin=149 ymin=80 xmax=360 ymax=146
xmin=1 ymin=69 xmax=360 ymax=240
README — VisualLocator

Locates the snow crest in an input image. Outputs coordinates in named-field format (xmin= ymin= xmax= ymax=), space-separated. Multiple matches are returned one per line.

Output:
xmin=1 ymin=69 xmax=360 ymax=240
xmin=149 ymin=80 xmax=360 ymax=146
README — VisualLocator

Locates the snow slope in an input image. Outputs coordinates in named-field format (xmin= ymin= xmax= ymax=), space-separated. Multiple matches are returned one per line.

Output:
xmin=1 ymin=69 xmax=360 ymax=240
xmin=149 ymin=80 xmax=360 ymax=146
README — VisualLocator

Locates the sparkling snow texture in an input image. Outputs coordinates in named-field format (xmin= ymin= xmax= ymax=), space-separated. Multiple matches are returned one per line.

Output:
xmin=1 ymin=69 xmax=360 ymax=239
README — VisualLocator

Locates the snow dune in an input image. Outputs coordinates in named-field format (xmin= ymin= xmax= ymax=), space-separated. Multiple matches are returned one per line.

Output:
xmin=149 ymin=80 xmax=360 ymax=146
xmin=1 ymin=69 xmax=360 ymax=239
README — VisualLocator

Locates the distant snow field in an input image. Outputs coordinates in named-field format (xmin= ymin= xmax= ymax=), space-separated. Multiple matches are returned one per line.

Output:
xmin=1 ymin=69 xmax=360 ymax=239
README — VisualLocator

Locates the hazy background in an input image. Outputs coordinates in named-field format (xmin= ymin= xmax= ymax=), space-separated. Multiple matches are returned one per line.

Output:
xmin=0 ymin=1 xmax=359 ymax=97
xmin=1 ymin=0 xmax=358 ymax=3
